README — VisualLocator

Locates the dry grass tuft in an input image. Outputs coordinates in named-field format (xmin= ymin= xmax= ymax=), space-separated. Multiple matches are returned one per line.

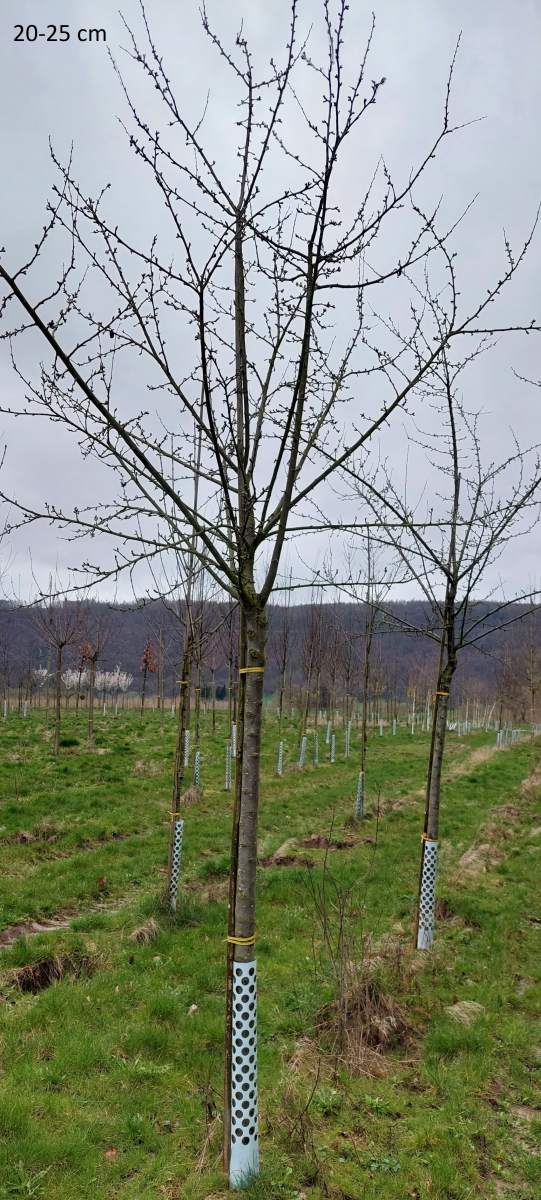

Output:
xmin=313 ymin=930 xmax=415 ymax=1077
xmin=457 ymin=843 xmax=503 ymax=877
xmin=129 ymin=917 xmax=159 ymax=944
xmin=132 ymin=758 xmax=159 ymax=777
xmin=445 ymin=999 xmax=485 ymax=1026
xmin=288 ymin=1036 xmax=325 ymax=1078
xmin=181 ymin=785 xmax=201 ymax=807
xmin=318 ymin=976 xmax=411 ymax=1068
xmin=11 ymin=821 xmax=61 ymax=845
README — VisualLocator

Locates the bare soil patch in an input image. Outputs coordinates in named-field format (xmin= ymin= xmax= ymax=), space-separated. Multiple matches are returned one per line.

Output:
xmin=260 ymin=832 xmax=365 ymax=867
xmin=0 ymin=917 xmax=72 ymax=946
xmin=3 ymin=949 xmax=99 ymax=994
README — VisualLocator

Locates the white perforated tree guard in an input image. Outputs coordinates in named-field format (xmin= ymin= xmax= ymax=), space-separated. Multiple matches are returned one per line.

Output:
xmin=23 ymin=701 xmax=28 ymax=718
xmin=183 ymin=728 xmax=191 ymax=767
xmin=325 ymin=719 xmax=331 ymax=745
xmin=313 ymin=733 xmax=319 ymax=766
xmin=330 ymin=733 xmax=336 ymax=763
xmin=225 ymin=742 xmax=232 ymax=791
xmin=416 ymin=838 xmax=438 ymax=950
xmin=355 ymin=770 xmax=364 ymax=819
xmin=193 ymin=749 xmax=201 ymax=787
xmin=231 ymin=722 xmax=237 ymax=757
xmin=276 ymin=740 xmax=284 ymax=776
xmin=169 ymin=817 xmax=184 ymax=911
xmin=298 ymin=735 xmax=306 ymax=768
xmin=3 ymin=700 xmax=7 ymax=719
xmin=379 ymin=720 xmax=384 ymax=736
xmin=229 ymin=959 xmax=259 ymax=1188
xmin=392 ymin=718 xmax=397 ymax=736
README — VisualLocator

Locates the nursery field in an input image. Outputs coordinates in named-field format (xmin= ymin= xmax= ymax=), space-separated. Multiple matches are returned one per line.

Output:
xmin=0 ymin=711 xmax=539 ymax=1200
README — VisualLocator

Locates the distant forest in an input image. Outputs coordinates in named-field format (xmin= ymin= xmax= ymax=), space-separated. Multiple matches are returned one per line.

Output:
xmin=1 ymin=598 xmax=537 ymax=711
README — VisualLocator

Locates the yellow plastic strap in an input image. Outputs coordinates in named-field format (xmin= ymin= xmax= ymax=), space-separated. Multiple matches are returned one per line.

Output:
xmin=176 ymin=680 xmax=190 ymax=686
xmin=435 ymin=691 xmax=449 ymax=697
xmin=227 ymin=934 xmax=256 ymax=946
xmin=421 ymin=832 xmax=438 ymax=843
xmin=239 ymin=667 xmax=264 ymax=675
xmin=170 ymin=812 xmax=182 ymax=819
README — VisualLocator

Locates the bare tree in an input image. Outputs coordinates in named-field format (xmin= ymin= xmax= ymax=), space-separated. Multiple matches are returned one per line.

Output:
xmin=505 ymin=608 xmax=541 ymax=734
xmin=139 ymin=637 xmax=157 ymax=714
xmin=1 ymin=5 xmax=539 ymax=1184
xmin=358 ymin=539 xmax=378 ymax=813
xmin=346 ymin=345 xmax=541 ymax=949
xmin=300 ymin=589 xmax=323 ymax=741
xmin=79 ymin=613 xmax=109 ymax=741
xmin=32 ymin=589 xmax=81 ymax=754
xmin=335 ymin=535 xmax=394 ymax=814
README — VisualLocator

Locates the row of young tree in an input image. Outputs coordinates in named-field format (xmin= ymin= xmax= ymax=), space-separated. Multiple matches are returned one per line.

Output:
xmin=1 ymin=3 xmax=541 ymax=1185
xmin=3 ymin=590 xmax=539 ymax=746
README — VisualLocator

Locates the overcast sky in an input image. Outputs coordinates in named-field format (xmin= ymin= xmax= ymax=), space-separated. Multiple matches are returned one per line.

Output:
xmin=0 ymin=0 xmax=540 ymax=604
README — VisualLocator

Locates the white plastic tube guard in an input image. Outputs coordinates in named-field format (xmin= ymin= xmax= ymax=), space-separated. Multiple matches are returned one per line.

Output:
xmin=417 ymin=838 xmax=438 ymax=950
xmin=229 ymin=959 xmax=259 ymax=1188
xmin=169 ymin=817 xmax=184 ymax=911
xmin=355 ymin=770 xmax=364 ymax=819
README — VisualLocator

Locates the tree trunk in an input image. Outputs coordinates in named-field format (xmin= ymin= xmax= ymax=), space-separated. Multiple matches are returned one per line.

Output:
xmin=53 ymin=644 xmax=62 ymax=756
xmin=194 ymin=662 xmax=202 ymax=747
xmin=157 ymin=627 xmax=164 ymax=710
xmin=425 ymin=688 xmax=450 ymax=840
xmin=88 ymin=660 xmax=96 ymax=742
xmin=277 ymin=669 xmax=286 ymax=737
xmin=415 ymin=664 xmax=453 ymax=949
xmin=224 ymin=601 xmax=266 ymax=1187
xmin=300 ymin=663 xmax=313 ymax=742
xmin=167 ymin=630 xmax=194 ymax=910
xmin=314 ymin=670 xmax=321 ymax=731
xmin=172 ymin=633 xmax=193 ymax=808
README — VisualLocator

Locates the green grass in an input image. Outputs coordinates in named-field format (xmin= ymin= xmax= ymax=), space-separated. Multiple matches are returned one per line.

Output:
xmin=0 ymin=708 xmax=539 ymax=1199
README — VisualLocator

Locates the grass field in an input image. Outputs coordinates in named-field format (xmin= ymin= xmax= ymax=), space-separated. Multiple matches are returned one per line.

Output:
xmin=0 ymin=709 xmax=539 ymax=1199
